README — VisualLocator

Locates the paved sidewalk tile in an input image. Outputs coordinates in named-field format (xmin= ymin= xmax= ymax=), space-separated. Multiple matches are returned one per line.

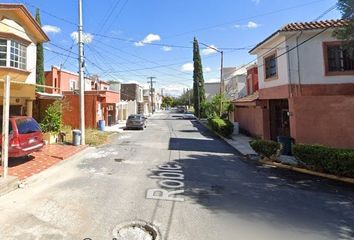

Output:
xmin=0 ymin=144 xmax=86 ymax=180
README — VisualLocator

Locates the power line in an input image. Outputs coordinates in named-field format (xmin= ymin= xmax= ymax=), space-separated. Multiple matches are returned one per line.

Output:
xmin=235 ymin=3 xmax=338 ymax=72
xmin=21 ymin=0 xmax=77 ymax=26
xmin=163 ymin=0 xmax=327 ymax=38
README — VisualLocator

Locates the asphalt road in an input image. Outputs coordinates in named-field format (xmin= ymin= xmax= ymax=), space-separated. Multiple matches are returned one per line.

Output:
xmin=0 ymin=111 xmax=353 ymax=240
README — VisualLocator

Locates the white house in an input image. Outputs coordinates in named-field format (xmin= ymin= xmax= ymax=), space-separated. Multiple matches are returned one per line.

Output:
xmin=237 ymin=19 xmax=354 ymax=149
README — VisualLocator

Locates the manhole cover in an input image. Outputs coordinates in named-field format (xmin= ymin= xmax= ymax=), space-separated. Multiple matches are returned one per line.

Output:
xmin=113 ymin=220 xmax=161 ymax=240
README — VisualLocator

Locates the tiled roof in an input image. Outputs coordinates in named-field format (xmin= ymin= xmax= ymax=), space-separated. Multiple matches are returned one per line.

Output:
xmin=280 ymin=19 xmax=349 ymax=32
xmin=232 ymin=91 xmax=259 ymax=103
xmin=249 ymin=19 xmax=349 ymax=53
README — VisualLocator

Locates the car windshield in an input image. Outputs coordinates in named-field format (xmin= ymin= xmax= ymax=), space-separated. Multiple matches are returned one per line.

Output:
xmin=128 ymin=115 xmax=142 ymax=120
xmin=16 ymin=118 xmax=41 ymax=134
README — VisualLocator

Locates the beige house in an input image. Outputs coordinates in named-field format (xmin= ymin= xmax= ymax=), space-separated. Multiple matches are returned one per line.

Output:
xmin=0 ymin=4 xmax=49 ymax=116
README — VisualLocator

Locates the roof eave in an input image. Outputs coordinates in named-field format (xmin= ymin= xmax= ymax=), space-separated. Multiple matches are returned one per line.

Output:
xmin=249 ymin=31 xmax=280 ymax=54
xmin=0 ymin=4 xmax=50 ymax=43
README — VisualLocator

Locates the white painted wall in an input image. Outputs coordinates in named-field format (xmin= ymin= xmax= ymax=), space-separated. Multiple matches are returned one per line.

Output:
xmin=205 ymin=82 xmax=220 ymax=101
xmin=255 ymin=35 xmax=289 ymax=89
xmin=254 ymin=30 xmax=354 ymax=91
xmin=26 ymin=43 xmax=36 ymax=84
xmin=288 ymin=31 xmax=354 ymax=85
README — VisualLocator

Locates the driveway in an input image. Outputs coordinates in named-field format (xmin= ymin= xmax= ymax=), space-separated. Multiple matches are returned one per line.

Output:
xmin=0 ymin=111 xmax=353 ymax=240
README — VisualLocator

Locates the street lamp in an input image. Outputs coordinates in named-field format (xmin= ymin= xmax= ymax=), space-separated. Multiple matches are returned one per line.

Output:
xmin=199 ymin=43 xmax=224 ymax=116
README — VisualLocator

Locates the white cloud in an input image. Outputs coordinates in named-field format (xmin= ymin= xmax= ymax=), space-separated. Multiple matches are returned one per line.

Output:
xmin=134 ymin=33 xmax=161 ymax=47
xmin=202 ymin=45 xmax=218 ymax=56
xmin=252 ymin=0 xmax=261 ymax=4
xmin=43 ymin=45 xmax=51 ymax=51
xmin=181 ymin=63 xmax=194 ymax=72
xmin=70 ymin=31 xmax=94 ymax=44
xmin=42 ymin=25 xmax=61 ymax=34
xmin=162 ymin=46 xmax=172 ymax=52
xmin=205 ymin=78 xmax=220 ymax=83
xmin=233 ymin=21 xmax=260 ymax=29
xmin=163 ymin=84 xmax=189 ymax=97
xmin=247 ymin=21 xmax=259 ymax=28
xmin=204 ymin=67 xmax=212 ymax=72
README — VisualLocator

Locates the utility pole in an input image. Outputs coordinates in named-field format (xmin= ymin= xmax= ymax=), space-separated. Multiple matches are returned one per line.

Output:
xmin=1 ymin=75 xmax=10 ymax=178
xmin=147 ymin=77 xmax=156 ymax=114
xmin=78 ymin=0 xmax=85 ymax=145
xmin=199 ymin=42 xmax=224 ymax=116
xmin=219 ymin=50 xmax=224 ymax=116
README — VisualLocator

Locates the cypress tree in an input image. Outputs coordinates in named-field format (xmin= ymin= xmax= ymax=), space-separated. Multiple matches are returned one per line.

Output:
xmin=193 ymin=37 xmax=205 ymax=118
xmin=35 ymin=8 xmax=44 ymax=92
xmin=333 ymin=0 xmax=354 ymax=50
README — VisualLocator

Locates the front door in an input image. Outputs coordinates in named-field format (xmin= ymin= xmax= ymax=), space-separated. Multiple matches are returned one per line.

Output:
xmin=269 ymin=99 xmax=290 ymax=141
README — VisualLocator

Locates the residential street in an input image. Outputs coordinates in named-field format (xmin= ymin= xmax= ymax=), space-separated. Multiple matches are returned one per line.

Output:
xmin=0 ymin=111 xmax=353 ymax=240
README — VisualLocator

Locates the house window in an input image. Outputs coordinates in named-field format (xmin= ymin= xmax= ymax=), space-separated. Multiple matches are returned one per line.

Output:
xmin=70 ymin=80 xmax=77 ymax=91
xmin=0 ymin=39 xmax=7 ymax=66
xmin=0 ymin=39 xmax=27 ymax=70
xmin=325 ymin=43 xmax=354 ymax=74
xmin=10 ymin=40 xmax=26 ymax=70
xmin=264 ymin=54 xmax=277 ymax=79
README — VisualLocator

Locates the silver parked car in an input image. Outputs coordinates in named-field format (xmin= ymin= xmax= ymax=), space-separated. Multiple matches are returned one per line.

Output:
xmin=126 ymin=114 xmax=147 ymax=130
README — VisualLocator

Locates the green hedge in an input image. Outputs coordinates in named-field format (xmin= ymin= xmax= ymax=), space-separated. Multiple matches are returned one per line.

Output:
xmin=208 ymin=117 xmax=234 ymax=138
xmin=293 ymin=144 xmax=354 ymax=178
xmin=250 ymin=139 xmax=280 ymax=159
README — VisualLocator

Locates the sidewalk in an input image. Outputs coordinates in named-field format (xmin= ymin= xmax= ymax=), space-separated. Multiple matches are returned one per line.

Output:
xmin=0 ymin=144 xmax=87 ymax=180
xmin=104 ymin=121 xmax=126 ymax=133
xmin=228 ymin=134 xmax=257 ymax=156
xmin=198 ymin=119 xmax=256 ymax=156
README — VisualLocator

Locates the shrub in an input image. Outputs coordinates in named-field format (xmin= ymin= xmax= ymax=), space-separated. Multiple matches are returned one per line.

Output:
xmin=293 ymin=144 xmax=354 ymax=178
xmin=208 ymin=117 xmax=234 ymax=138
xmin=250 ymin=139 xmax=281 ymax=159
xmin=40 ymin=100 xmax=62 ymax=133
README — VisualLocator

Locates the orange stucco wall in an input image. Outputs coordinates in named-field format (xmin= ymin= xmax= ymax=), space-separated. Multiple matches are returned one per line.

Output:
xmin=290 ymin=95 xmax=354 ymax=149
xmin=234 ymin=105 xmax=270 ymax=139
xmin=62 ymin=94 xmax=98 ymax=129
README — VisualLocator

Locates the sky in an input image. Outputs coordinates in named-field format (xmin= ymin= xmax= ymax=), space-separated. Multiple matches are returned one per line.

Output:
xmin=9 ymin=0 xmax=341 ymax=95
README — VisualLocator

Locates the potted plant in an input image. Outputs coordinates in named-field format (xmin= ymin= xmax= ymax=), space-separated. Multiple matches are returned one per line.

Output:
xmin=40 ymin=100 xmax=62 ymax=144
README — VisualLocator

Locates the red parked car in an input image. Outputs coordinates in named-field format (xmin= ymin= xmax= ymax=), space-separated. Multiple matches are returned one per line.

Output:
xmin=0 ymin=116 xmax=45 ymax=158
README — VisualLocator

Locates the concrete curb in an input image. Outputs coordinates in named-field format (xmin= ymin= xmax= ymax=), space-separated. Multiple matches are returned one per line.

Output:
xmin=260 ymin=159 xmax=354 ymax=185
xmin=20 ymin=146 xmax=94 ymax=186
xmin=0 ymin=176 xmax=19 ymax=197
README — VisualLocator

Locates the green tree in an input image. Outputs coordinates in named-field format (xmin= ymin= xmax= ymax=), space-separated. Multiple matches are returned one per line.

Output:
xmin=35 ymin=8 xmax=44 ymax=92
xmin=202 ymin=94 xmax=231 ymax=119
xmin=334 ymin=0 xmax=354 ymax=50
xmin=193 ymin=37 xmax=205 ymax=118
xmin=162 ymin=96 xmax=174 ymax=108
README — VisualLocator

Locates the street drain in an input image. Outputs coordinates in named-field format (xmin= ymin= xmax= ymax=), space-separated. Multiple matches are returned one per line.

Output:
xmin=113 ymin=220 xmax=161 ymax=240
xmin=114 ymin=158 xmax=124 ymax=163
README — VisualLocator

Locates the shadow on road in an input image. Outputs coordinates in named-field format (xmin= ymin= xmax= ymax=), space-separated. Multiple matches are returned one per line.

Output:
xmin=169 ymin=137 xmax=237 ymax=154
xmin=172 ymin=152 xmax=354 ymax=238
